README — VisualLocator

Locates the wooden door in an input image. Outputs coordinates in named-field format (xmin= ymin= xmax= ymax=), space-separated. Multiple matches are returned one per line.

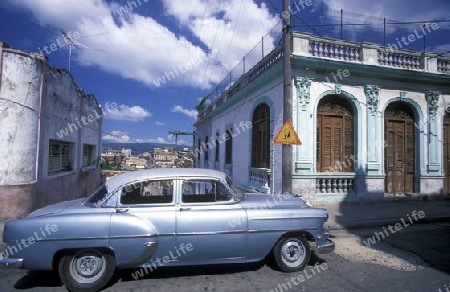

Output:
xmin=316 ymin=97 xmax=354 ymax=172
xmin=444 ymin=114 xmax=450 ymax=194
xmin=384 ymin=109 xmax=415 ymax=194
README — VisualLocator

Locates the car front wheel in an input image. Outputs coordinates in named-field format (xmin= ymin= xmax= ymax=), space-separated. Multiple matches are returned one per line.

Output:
xmin=273 ymin=237 xmax=310 ymax=272
xmin=58 ymin=249 xmax=115 ymax=292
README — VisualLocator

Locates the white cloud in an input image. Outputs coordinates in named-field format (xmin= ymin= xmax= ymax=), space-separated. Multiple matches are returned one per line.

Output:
xmin=155 ymin=121 xmax=165 ymax=126
xmin=162 ymin=0 xmax=279 ymax=70
xmin=171 ymin=105 xmax=197 ymax=118
xmin=103 ymin=104 xmax=151 ymax=122
xmin=102 ymin=131 xmax=173 ymax=144
xmin=6 ymin=0 xmax=279 ymax=90
xmin=135 ymin=137 xmax=169 ymax=143
xmin=102 ymin=130 xmax=132 ymax=142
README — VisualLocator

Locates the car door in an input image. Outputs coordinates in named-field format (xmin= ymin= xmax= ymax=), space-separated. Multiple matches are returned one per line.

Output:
xmin=175 ymin=178 xmax=248 ymax=262
xmin=109 ymin=178 xmax=177 ymax=268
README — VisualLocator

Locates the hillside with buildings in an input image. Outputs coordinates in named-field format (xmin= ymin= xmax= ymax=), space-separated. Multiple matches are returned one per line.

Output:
xmin=101 ymin=145 xmax=195 ymax=180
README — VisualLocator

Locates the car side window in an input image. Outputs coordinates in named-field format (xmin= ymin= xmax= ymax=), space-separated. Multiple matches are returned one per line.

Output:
xmin=181 ymin=179 xmax=233 ymax=203
xmin=120 ymin=179 xmax=174 ymax=205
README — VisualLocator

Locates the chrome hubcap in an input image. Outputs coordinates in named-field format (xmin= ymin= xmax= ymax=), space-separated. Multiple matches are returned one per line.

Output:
xmin=69 ymin=251 xmax=105 ymax=283
xmin=75 ymin=256 xmax=102 ymax=277
xmin=281 ymin=240 xmax=305 ymax=267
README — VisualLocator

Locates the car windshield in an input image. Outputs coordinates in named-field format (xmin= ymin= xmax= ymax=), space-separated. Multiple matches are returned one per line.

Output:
xmin=226 ymin=177 xmax=245 ymax=201
xmin=84 ymin=185 xmax=109 ymax=205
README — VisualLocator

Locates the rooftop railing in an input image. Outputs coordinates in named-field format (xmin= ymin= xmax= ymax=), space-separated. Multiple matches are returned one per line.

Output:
xmin=198 ymin=32 xmax=450 ymax=121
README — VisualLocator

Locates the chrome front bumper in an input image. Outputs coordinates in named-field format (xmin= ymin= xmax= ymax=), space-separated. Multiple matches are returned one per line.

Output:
xmin=313 ymin=228 xmax=335 ymax=254
xmin=315 ymin=239 xmax=335 ymax=254
xmin=0 ymin=258 xmax=24 ymax=269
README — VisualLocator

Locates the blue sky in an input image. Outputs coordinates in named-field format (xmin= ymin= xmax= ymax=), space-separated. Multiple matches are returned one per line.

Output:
xmin=1 ymin=0 xmax=449 ymax=146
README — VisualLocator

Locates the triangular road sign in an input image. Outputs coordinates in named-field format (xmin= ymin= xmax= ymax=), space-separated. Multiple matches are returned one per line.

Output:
xmin=273 ymin=120 xmax=302 ymax=145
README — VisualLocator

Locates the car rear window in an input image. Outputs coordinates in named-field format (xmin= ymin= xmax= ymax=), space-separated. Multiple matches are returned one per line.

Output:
xmin=120 ymin=179 xmax=174 ymax=205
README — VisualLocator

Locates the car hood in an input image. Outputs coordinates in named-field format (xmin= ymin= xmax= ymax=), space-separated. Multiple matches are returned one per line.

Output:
xmin=27 ymin=198 xmax=86 ymax=218
xmin=240 ymin=193 xmax=310 ymax=210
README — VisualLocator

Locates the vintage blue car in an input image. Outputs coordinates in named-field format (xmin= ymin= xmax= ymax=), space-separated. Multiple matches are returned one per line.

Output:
xmin=0 ymin=168 xmax=334 ymax=291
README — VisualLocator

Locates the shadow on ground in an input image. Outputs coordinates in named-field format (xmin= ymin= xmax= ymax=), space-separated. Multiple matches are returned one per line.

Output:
xmin=10 ymin=252 xmax=328 ymax=290
xmin=335 ymin=171 xmax=450 ymax=275
xmin=115 ymin=252 xmax=327 ymax=284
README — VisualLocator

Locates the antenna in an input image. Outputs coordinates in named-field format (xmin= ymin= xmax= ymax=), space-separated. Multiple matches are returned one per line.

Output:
xmin=34 ymin=22 xmax=108 ymax=71
xmin=60 ymin=29 xmax=108 ymax=71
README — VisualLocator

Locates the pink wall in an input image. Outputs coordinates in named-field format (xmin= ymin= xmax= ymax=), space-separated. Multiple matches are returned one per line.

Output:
xmin=0 ymin=167 xmax=102 ymax=220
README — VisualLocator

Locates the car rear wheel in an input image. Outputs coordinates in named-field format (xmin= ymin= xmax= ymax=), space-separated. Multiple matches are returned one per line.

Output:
xmin=58 ymin=249 xmax=115 ymax=292
xmin=273 ymin=237 xmax=310 ymax=272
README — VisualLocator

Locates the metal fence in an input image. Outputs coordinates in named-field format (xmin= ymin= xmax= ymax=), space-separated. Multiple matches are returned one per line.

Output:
xmin=291 ymin=7 xmax=450 ymax=55
xmin=205 ymin=6 xmax=449 ymax=103
xmin=206 ymin=21 xmax=283 ymax=102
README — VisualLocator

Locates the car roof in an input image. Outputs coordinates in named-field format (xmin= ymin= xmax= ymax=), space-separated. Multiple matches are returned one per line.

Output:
xmin=105 ymin=168 xmax=227 ymax=191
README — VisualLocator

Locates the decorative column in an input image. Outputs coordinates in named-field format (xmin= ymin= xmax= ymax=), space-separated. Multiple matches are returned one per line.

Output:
xmin=294 ymin=76 xmax=312 ymax=173
xmin=426 ymin=90 xmax=440 ymax=173
xmin=365 ymin=84 xmax=382 ymax=175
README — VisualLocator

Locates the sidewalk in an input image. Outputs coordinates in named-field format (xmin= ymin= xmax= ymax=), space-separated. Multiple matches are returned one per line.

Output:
xmin=316 ymin=197 xmax=450 ymax=230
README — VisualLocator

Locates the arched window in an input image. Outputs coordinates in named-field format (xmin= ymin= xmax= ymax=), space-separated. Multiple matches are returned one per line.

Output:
xmin=316 ymin=96 xmax=354 ymax=172
xmin=251 ymin=103 xmax=270 ymax=168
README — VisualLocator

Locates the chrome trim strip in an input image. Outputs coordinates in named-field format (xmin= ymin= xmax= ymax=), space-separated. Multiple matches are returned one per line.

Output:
xmin=248 ymin=227 xmax=317 ymax=234
xmin=14 ymin=236 xmax=109 ymax=243
xmin=109 ymin=233 xmax=175 ymax=239
xmin=118 ymin=242 xmax=159 ymax=267
xmin=14 ymin=233 xmax=176 ymax=243
xmin=14 ymin=228 xmax=317 ymax=243
xmin=176 ymin=230 xmax=248 ymax=236
xmin=176 ymin=227 xmax=317 ymax=236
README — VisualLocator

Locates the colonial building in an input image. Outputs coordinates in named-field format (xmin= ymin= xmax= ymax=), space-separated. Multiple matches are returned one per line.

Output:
xmin=0 ymin=42 xmax=103 ymax=219
xmin=194 ymin=32 xmax=450 ymax=202
xmin=123 ymin=156 xmax=148 ymax=170
xmin=152 ymin=147 xmax=178 ymax=168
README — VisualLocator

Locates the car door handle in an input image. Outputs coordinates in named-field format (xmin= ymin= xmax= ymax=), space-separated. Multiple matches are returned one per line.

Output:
xmin=115 ymin=207 xmax=129 ymax=213
xmin=179 ymin=207 xmax=191 ymax=211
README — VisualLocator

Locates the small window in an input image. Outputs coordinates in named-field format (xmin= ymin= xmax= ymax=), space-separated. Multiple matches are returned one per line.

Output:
xmin=215 ymin=133 xmax=220 ymax=162
xmin=204 ymin=136 xmax=209 ymax=161
xmin=48 ymin=140 xmax=73 ymax=174
xmin=120 ymin=180 xmax=174 ymax=205
xmin=181 ymin=179 xmax=232 ymax=203
xmin=225 ymin=128 xmax=233 ymax=164
xmin=82 ymin=144 xmax=95 ymax=167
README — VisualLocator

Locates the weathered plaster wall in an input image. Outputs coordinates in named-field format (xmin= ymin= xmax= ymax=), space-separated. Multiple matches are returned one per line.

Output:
xmin=0 ymin=50 xmax=43 ymax=185
xmin=34 ymin=168 xmax=101 ymax=210
xmin=0 ymin=42 xmax=102 ymax=219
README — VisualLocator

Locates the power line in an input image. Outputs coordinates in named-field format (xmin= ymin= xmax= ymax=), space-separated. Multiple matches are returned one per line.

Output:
xmin=291 ymin=19 xmax=450 ymax=28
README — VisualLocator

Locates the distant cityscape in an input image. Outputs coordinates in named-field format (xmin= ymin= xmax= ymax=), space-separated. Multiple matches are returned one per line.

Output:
xmin=101 ymin=143 xmax=195 ymax=180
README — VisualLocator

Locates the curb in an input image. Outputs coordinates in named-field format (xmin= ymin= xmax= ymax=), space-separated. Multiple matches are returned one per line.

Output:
xmin=327 ymin=216 xmax=450 ymax=231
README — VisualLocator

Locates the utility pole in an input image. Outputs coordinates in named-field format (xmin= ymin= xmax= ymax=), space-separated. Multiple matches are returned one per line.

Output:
xmin=169 ymin=130 xmax=196 ymax=148
xmin=282 ymin=0 xmax=293 ymax=194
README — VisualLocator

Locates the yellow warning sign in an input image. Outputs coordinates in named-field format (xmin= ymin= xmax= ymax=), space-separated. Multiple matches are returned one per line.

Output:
xmin=273 ymin=120 xmax=302 ymax=145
